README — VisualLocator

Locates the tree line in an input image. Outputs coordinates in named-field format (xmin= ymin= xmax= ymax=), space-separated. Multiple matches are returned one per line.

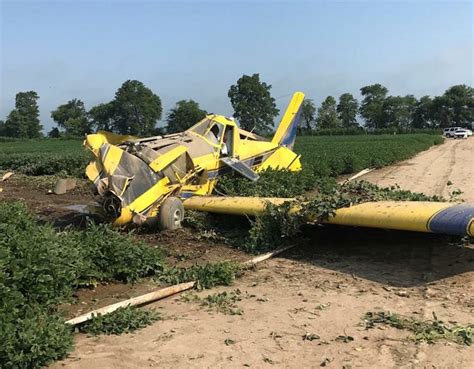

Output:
xmin=0 ymin=75 xmax=472 ymax=139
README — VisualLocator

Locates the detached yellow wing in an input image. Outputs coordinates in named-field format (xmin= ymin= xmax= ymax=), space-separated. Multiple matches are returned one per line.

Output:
xmin=182 ymin=196 xmax=474 ymax=237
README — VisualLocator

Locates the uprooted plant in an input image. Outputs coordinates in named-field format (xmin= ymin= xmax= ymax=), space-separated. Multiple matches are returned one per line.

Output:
xmin=215 ymin=171 xmax=446 ymax=254
xmin=363 ymin=311 xmax=473 ymax=345
xmin=79 ymin=306 xmax=161 ymax=335
xmin=182 ymin=289 xmax=243 ymax=315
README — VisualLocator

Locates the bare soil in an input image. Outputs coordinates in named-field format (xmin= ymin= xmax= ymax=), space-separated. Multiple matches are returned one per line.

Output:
xmin=1 ymin=139 xmax=473 ymax=369
xmin=361 ymin=138 xmax=474 ymax=202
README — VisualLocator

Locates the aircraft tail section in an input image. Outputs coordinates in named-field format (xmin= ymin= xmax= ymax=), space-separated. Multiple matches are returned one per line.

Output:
xmin=271 ymin=92 xmax=305 ymax=149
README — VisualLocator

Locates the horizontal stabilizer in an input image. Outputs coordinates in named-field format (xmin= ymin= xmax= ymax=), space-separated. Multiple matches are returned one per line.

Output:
xmin=220 ymin=157 xmax=260 ymax=182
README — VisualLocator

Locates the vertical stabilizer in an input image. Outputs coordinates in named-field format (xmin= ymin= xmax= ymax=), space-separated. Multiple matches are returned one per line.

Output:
xmin=271 ymin=92 xmax=305 ymax=149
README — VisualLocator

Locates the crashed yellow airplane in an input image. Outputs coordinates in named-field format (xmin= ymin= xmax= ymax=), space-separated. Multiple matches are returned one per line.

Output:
xmin=84 ymin=92 xmax=474 ymax=237
xmin=85 ymin=92 xmax=305 ymax=228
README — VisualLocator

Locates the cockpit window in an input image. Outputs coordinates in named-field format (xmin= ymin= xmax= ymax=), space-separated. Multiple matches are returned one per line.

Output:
xmin=187 ymin=118 xmax=213 ymax=136
xmin=204 ymin=123 xmax=224 ymax=146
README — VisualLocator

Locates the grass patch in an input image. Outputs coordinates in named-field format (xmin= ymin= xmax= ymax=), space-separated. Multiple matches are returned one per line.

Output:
xmin=363 ymin=311 xmax=473 ymax=345
xmin=79 ymin=306 xmax=160 ymax=335
xmin=160 ymin=261 xmax=242 ymax=290
xmin=183 ymin=289 xmax=243 ymax=315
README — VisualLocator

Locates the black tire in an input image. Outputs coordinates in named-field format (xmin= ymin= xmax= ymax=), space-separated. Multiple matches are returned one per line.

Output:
xmin=158 ymin=197 xmax=184 ymax=230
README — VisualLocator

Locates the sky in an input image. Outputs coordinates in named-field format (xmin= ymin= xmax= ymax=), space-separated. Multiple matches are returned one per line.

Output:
xmin=0 ymin=0 xmax=472 ymax=132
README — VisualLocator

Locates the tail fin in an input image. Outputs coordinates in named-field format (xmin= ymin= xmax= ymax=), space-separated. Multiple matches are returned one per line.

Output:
xmin=271 ymin=91 xmax=305 ymax=149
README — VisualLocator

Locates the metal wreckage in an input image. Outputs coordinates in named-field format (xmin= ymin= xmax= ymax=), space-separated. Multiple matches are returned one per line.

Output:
xmin=84 ymin=92 xmax=474 ymax=237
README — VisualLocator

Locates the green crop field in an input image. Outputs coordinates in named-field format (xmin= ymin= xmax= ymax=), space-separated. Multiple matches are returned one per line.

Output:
xmin=0 ymin=139 xmax=89 ymax=176
xmin=0 ymin=134 xmax=443 ymax=177
xmin=294 ymin=134 xmax=444 ymax=176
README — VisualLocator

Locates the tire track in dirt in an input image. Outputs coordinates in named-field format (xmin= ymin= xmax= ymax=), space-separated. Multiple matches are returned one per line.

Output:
xmin=361 ymin=138 xmax=474 ymax=202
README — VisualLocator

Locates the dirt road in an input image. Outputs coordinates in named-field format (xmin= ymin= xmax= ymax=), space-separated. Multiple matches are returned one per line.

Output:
xmin=361 ymin=138 xmax=474 ymax=202
xmin=51 ymin=138 xmax=474 ymax=369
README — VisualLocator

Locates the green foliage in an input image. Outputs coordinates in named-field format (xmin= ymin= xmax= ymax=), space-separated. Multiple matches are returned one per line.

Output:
xmin=337 ymin=93 xmax=359 ymax=128
xmin=88 ymin=102 xmax=115 ymax=131
xmin=216 ymin=170 xmax=444 ymax=253
xmin=217 ymin=169 xmax=318 ymax=198
xmin=316 ymin=96 xmax=341 ymax=129
xmin=382 ymin=95 xmax=417 ymax=129
xmin=0 ymin=304 xmax=73 ymax=369
xmin=0 ymin=201 xmax=165 ymax=367
xmin=4 ymin=91 xmax=42 ymax=138
xmin=79 ymin=307 xmax=160 ymax=335
xmin=67 ymin=223 xmax=165 ymax=286
xmin=295 ymin=134 xmax=444 ymax=176
xmin=184 ymin=290 xmax=243 ymax=315
xmin=301 ymin=99 xmax=317 ymax=130
xmin=363 ymin=312 xmax=473 ymax=345
xmin=359 ymin=84 xmax=389 ymax=129
xmin=166 ymin=99 xmax=207 ymax=133
xmin=228 ymin=73 xmax=279 ymax=134
xmin=161 ymin=261 xmax=242 ymax=290
xmin=0 ymin=139 xmax=89 ymax=176
xmin=431 ymin=84 xmax=474 ymax=128
xmin=51 ymin=98 xmax=91 ymax=137
xmin=113 ymin=80 xmax=162 ymax=136
xmin=412 ymin=96 xmax=434 ymax=129
xmin=246 ymin=201 xmax=303 ymax=253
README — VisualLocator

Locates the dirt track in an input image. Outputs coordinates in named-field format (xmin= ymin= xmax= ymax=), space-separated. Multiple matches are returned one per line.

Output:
xmin=50 ymin=138 xmax=474 ymax=369
xmin=361 ymin=138 xmax=474 ymax=202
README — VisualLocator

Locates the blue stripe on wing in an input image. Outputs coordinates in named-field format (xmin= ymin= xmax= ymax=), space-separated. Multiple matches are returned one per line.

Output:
xmin=428 ymin=203 xmax=474 ymax=236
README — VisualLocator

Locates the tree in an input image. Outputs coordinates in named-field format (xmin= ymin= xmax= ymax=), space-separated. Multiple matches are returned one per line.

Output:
xmin=51 ymin=98 xmax=91 ymax=136
xmin=359 ymin=84 xmax=388 ymax=128
xmin=48 ymin=127 xmax=61 ymax=138
xmin=431 ymin=85 xmax=473 ymax=128
xmin=412 ymin=96 xmax=434 ymax=128
xmin=0 ymin=120 xmax=5 ymax=136
xmin=316 ymin=96 xmax=340 ymax=129
xmin=228 ymin=73 xmax=279 ymax=133
xmin=112 ymin=80 xmax=162 ymax=136
xmin=166 ymin=100 xmax=207 ymax=133
xmin=301 ymin=99 xmax=317 ymax=131
xmin=4 ymin=91 xmax=42 ymax=138
xmin=382 ymin=95 xmax=417 ymax=129
xmin=337 ymin=93 xmax=359 ymax=128
xmin=88 ymin=102 xmax=115 ymax=131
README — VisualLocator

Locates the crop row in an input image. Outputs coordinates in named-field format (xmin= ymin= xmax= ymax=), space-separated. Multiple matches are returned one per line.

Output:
xmin=294 ymin=134 xmax=444 ymax=176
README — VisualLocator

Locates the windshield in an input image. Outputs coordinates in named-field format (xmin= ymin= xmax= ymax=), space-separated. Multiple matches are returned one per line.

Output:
xmin=187 ymin=118 xmax=213 ymax=136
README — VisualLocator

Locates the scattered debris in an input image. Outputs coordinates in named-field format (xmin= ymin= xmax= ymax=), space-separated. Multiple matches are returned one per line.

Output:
xmin=315 ymin=302 xmax=331 ymax=311
xmin=302 ymin=333 xmax=320 ymax=341
xmin=335 ymin=335 xmax=354 ymax=343
xmin=340 ymin=168 xmax=374 ymax=185
xmin=262 ymin=355 xmax=274 ymax=364
xmin=53 ymin=178 xmax=68 ymax=195
xmin=320 ymin=357 xmax=332 ymax=367
xmin=67 ymin=282 xmax=195 ymax=326
xmin=363 ymin=311 xmax=473 ymax=345
xmin=183 ymin=290 xmax=243 ymax=315
xmin=1 ymin=171 xmax=14 ymax=181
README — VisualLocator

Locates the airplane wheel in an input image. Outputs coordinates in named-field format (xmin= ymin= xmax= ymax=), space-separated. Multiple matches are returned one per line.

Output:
xmin=158 ymin=197 xmax=184 ymax=230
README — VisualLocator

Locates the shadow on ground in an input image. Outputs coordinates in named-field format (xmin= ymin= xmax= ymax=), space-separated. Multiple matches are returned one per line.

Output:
xmin=283 ymin=224 xmax=474 ymax=288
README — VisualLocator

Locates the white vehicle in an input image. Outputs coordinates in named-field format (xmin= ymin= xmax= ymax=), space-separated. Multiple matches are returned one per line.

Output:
xmin=443 ymin=127 xmax=472 ymax=138
xmin=443 ymin=127 xmax=462 ymax=137
xmin=453 ymin=129 xmax=470 ymax=139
